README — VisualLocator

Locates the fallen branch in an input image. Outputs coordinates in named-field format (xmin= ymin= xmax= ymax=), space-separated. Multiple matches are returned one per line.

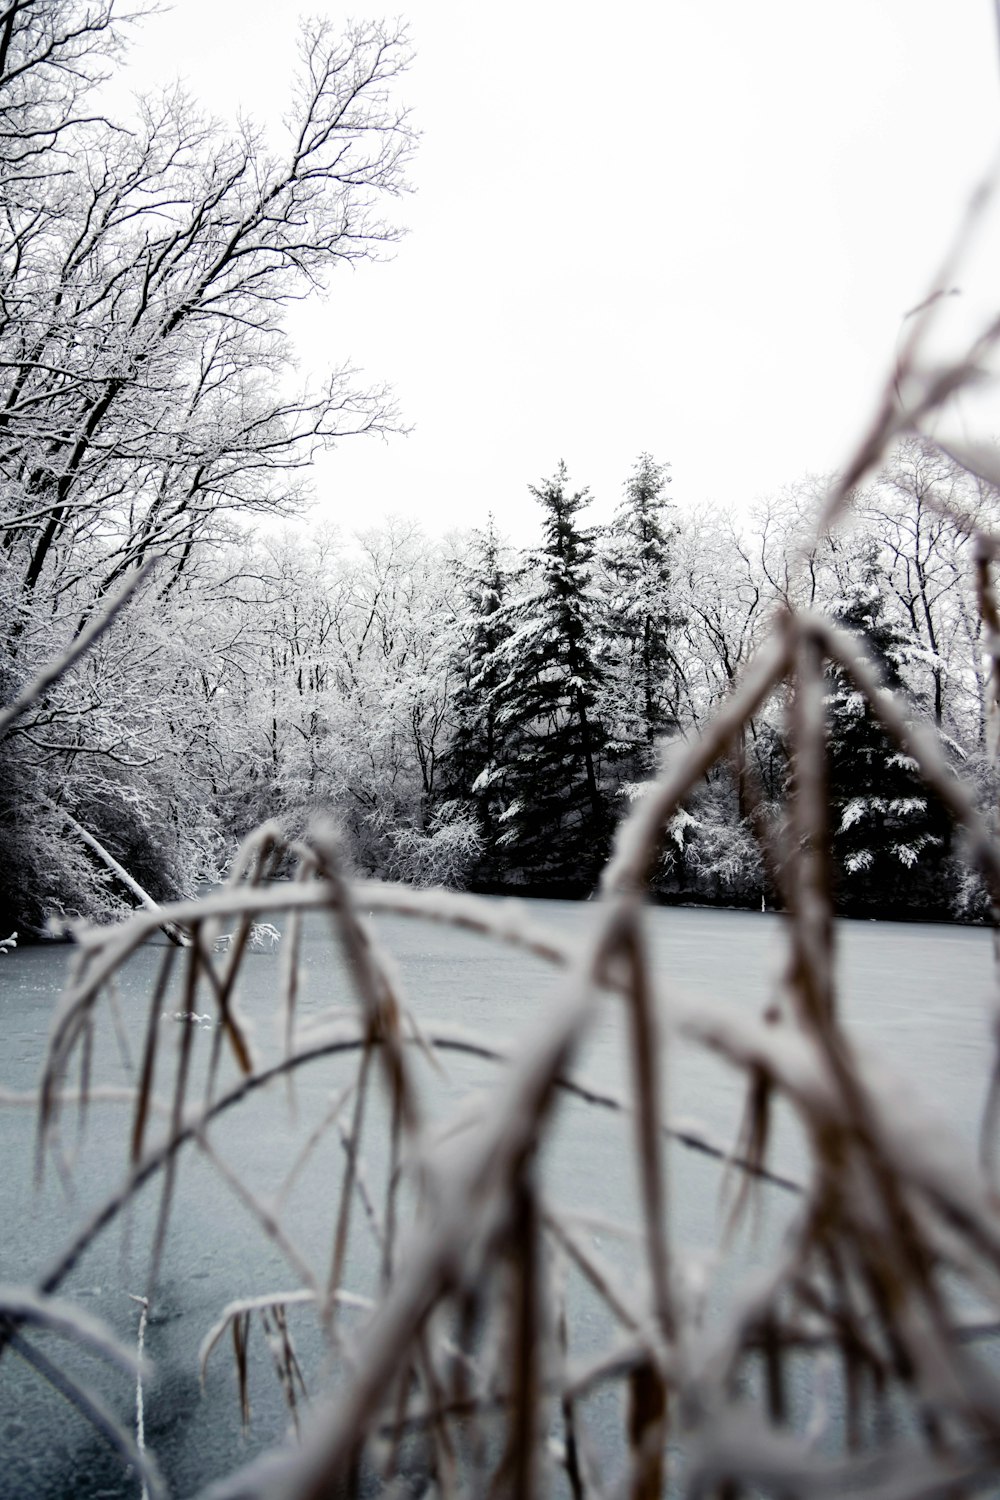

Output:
xmin=62 ymin=811 xmax=189 ymax=947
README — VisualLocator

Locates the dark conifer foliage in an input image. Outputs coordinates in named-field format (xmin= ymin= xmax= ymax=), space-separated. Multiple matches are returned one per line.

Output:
xmin=440 ymin=516 xmax=515 ymax=883
xmin=492 ymin=463 xmax=611 ymax=889
xmin=824 ymin=553 xmax=951 ymax=915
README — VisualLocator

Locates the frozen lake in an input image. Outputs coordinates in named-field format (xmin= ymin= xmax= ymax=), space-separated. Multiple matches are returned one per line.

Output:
xmin=0 ymin=899 xmax=995 ymax=1496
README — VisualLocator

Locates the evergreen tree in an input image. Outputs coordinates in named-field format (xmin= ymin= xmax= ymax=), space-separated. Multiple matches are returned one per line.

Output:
xmin=439 ymin=517 xmax=516 ymax=884
xmin=493 ymin=463 xmax=611 ymax=888
xmin=823 ymin=553 xmax=950 ymax=916
xmin=601 ymin=453 xmax=683 ymax=781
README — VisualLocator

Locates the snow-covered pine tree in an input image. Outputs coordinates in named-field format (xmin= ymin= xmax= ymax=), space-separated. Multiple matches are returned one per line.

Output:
xmin=439 ymin=516 xmax=516 ymax=884
xmin=493 ymin=463 xmax=611 ymax=889
xmin=601 ymin=453 xmax=683 ymax=783
xmin=824 ymin=551 xmax=951 ymax=916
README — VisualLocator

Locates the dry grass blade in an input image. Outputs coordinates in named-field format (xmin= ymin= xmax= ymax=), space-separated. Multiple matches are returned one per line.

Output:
xmin=131 ymin=945 xmax=176 ymax=1165
xmin=274 ymin=1082 xmax=357 ymax=1217
xmin=233 ymin=1310 xmax=252 ymax=1433
xmin=280 ymin=871 xmax=308 ymax=1107
xmin=6 ymin=1327 xmax=167 ymax=1500
xmin=75 ymin=1011 xmax=94 ymax=1147
xmin=325 ymin=1040 xmax=374 ymax=1328
xmin=551 ymin=1250 xmax=588 ymax=1500
xmin=192 ymin=1131 xmax=320 ymax=1296
xmin=129 ymin=1293 xmax=150 ymax=1500
xmin=260 ymin=1306 xmax=309 ymax=1437
xmin=785 ymin=624 xmax=836 ymax=1033
xmin=616 ymin=914 xmax=674 ymax=1347
xmin=337 ymin=1118 xmax=386 ymax=1253
xmin=542 ymin=1211 xmax=648 ymax=1337
xmin=626 ymin=1356 xmax=668 ymax=1500
xmin=414 ymin=1336 xmax=460 ymax=1499
xmin=724 ymin=1063 xmax=775 ymax=1238
xmin=199 ymin=1290 xmax=372 ymax=1389
xmin=148 ymin=931 xmax=201 ymax=1295
xmin=208 ymin=827 xmax=285 ymax=1079
xmin=423 ymin=1027 xmax=806 ymax=1196
xmin=494 ymin=1173 xmax=542 ymax=1500
xmin=0 ymin=1286 xmax=142 ymax=1375
xmin=309 ymin=823 xmax=423 ymax=1138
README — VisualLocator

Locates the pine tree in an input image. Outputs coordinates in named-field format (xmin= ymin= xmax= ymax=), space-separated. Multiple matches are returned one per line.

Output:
xmin=824 ymin=553 xmax=950 ymax=916
xmin=493 ymin=463 xmax=611 ymax=888
xmin=601 ymin=453 xmax=683 ymax=781
xmin=439 ymin=517 xmax=515 ymax=884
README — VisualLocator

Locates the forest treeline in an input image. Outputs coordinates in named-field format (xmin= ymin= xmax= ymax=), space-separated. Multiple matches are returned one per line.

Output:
xmin=3 ymin=434 xmax=998 ymax=929
xmin=0 ymin=4 xmax=996 ymax=930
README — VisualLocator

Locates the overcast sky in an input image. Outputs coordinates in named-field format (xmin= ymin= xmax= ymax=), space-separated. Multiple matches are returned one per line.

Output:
xmin=116 ymin=2 xmax=1000 ymax=541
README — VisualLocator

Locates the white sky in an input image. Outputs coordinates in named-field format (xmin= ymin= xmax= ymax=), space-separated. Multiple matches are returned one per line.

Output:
xmin=115 ymin=2 xmax=1000 ymax=541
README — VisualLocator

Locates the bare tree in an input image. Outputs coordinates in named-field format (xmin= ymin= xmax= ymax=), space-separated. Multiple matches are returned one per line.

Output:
xmin=859 ymin=438 xmax=1000 ymax=747
xmin=0 ymin=6 xmax=415 ymax=928
xmin=0 ymin=17 xmax=413 ymax=606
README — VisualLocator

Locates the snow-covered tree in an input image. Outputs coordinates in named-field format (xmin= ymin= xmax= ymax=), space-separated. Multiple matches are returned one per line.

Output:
xmin=327 ymin=520 xmax=457 ymax=860
xmin=860 ymin=439 xmax=999 ymax=752
xmin=823 ymin=549 xmax=951 ymax=916
xmin=438 ymin=516 xmax=517 ymax=884
xmin=0 ymin=17 xmax=412 ymax=605
xmin=0 ymin=9 xmax=415 ymax=927
xmin=0 ymin=566 xmax=234 ymax=930
xmin=600 ymin=453 xmax=683 ymax=780
xmin=658 ymin=772 xmax=769 ymax=905
xmin=204 ymin=520 xmax=471 ymax=881
xmin=675 ymin=506 xmax=769 ymax=718
xmin=492 ymin=463 xmax=611 ymax=889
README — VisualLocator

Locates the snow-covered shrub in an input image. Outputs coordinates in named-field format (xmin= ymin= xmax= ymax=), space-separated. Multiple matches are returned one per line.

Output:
xmin=657 ymin=770 xmax=769 ymax=905
xmin=384 ymin=801 xmax=483 ymax=888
